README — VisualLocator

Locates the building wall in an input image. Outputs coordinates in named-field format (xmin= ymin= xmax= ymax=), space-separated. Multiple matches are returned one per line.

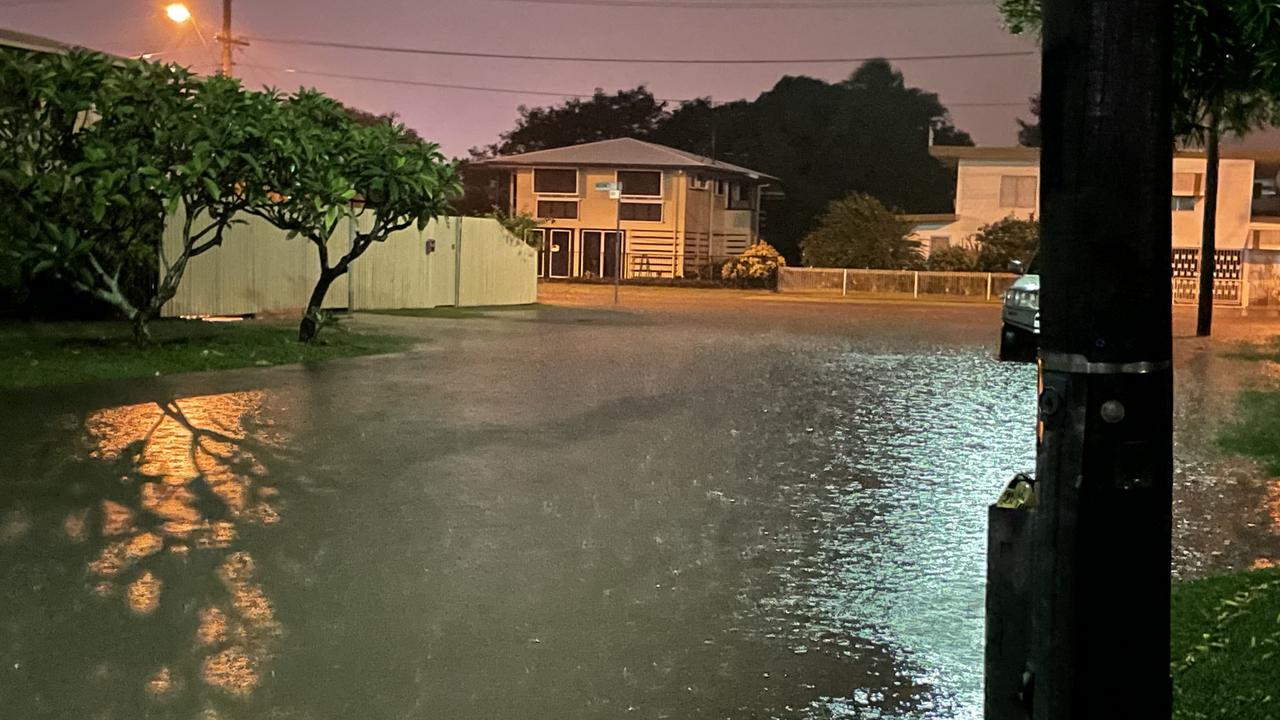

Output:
xmin=913 ymin=156 xmax=1258 ymax=252
xmin=1170 ymin=157 xmax=1255 ymax=249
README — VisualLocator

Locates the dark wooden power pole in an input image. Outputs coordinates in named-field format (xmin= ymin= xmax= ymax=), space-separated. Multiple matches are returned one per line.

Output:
xmin=986 ymin=1 xmax=1174 ymax=718
xmin=1034 ymin=0 xmax=1174 ymax=716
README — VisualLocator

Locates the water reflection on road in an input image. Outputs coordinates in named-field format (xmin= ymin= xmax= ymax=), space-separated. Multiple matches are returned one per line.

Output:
xmin=1 ymin=391 xmax=288 ymax=718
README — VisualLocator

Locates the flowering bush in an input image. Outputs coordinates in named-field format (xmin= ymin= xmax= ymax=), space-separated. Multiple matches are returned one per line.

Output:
xmin=722 ymin=241 xmax=787 ymax=288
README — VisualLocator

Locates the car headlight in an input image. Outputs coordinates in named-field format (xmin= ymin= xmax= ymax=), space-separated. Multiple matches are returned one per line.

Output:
xmin=1004 ymin=288 xmax=1040 ymax=310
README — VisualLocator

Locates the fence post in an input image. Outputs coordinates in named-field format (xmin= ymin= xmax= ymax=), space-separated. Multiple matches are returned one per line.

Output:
xmin=987 ymin=272 xmax=993 ymax=301
xmin=913 ymin=271 xmax=919 ymax=299
xmin=842 ymin=268 xmax=848 ymax=297
xmin=453 ymin=217 xmax=463 ymax=308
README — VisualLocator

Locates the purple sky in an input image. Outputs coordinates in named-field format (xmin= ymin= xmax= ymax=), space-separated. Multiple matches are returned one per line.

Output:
xmin=2 ymin=0 xmax=1040 ymax=157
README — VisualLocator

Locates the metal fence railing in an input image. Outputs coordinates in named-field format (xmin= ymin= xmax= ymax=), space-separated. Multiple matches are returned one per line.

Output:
xmin=778 ymin=267 xmax=1018 ymax=302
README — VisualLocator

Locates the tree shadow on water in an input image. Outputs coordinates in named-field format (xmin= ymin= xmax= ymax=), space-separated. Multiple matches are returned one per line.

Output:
xmin=0 ymin=391 xmax=296 ymax=720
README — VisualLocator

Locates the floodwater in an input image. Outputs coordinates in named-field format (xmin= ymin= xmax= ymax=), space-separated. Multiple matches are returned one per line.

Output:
xmin=0 ymin=297 xmax=1271 ymax=719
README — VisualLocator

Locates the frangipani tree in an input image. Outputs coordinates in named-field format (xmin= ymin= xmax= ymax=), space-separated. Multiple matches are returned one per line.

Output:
xmin=998 ymin=0 xmax=1280 ymax=335
xmin=251 ymin=90 xmax=460 ymax=342
xmin=0 ymin=51 xmax=275 ymax=342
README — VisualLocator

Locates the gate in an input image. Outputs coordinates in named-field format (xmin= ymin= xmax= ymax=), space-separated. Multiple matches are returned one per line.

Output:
xmin=1170 ymin=248 xmax=1243 ymax=306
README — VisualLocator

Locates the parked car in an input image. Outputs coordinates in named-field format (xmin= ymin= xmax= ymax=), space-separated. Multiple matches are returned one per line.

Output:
xmin=999 ymin=256 xmax=1039 ymax=363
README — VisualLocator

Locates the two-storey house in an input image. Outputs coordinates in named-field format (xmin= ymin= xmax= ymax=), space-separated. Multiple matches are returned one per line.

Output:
xmin=479 ymin=138 xmax=775 ymax=279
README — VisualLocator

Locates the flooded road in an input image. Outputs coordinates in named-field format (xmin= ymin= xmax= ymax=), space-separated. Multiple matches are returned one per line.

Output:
xmin=0 ymin=295 xmax=1271 ymax=719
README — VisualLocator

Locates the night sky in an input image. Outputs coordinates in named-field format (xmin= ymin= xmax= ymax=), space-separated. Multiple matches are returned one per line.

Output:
xmin=1 ymin=0 xmax=1040 ymax=157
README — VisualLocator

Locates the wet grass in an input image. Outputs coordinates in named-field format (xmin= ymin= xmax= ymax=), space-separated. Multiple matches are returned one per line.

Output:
xmin=0 ymin=318 xmax=414 ymax=390
xmin=361 ymin=304 xmax=541 ymax=319
xmin=1173 ymin=567 xmax=1280 ymax=718
xmin=1219 ymin=337 xmax=1280 ymax=473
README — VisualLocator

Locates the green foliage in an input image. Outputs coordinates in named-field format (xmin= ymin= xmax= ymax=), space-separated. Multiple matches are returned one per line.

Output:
xmin=800 ymin=193 xmax=918 ymax=269
xmin=722 ymin=241 xmax=787 ymax=287
xmin=926 ymin=244 xmax=979 ymax=271
xmin=0 ymin=50 xmax=278 ymax=340
xmin=488 ymin=207 xmax=543 ymax=247
xmin=973 ymin=217 xmax=1039 ymax=272
xmin=997 ymin=0 xmax=1280 ymax=141
xmin=1017 ymin=94 xmax=1041 ymax=148
xmin=250 ymin=90 xmax=460 ymax=341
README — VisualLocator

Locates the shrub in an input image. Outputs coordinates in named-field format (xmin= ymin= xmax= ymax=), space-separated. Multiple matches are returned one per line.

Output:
xmin=723 ymin=241 xmax=787 ymax=288
xmin=800 ymin=193 xmax=919 ymax=269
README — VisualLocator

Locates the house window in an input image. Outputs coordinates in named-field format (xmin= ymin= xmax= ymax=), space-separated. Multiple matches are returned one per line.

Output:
xmin=536 ymin=200 xmax=579 ymax=219
xmin=716 ymin=180 xmax=727 ymax=196
xmin=929 ymin=236 xmax=951 ymax=254
xmin=619 ymin=202 xmax=662 ymax=222
xmin=999 ymin=176 xmax=1037 ymax=208
xmin=690 ymin=174 xmax=710 ymax=190
xmin=728 ymin=182 xmax=753 ymax=210
xmin=618 ymin=170 xmax=662 ymax=197
xmin=1171 ymin=195 xmax=1197 ymax=211
xmin=533 ymin=168 xmax=578 ymax=195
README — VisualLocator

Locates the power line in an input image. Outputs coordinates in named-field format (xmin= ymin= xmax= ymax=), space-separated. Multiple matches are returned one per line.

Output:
xmin=494 ymin=0 xmax=987 ymax=8
xmin=234 ymin=61 xmax=1029 ymax=108
xmin=241 ymin=36 xmax=1034 ymax=65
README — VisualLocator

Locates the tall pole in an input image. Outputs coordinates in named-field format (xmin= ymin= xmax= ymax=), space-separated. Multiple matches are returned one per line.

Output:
xmin=1196 ymin=119 xmax=1220 ymax=336
xmin=219 ymin=0 xmax=233 ymax=76
xmin=1028 ymin=0 xmax=1173 ymax=717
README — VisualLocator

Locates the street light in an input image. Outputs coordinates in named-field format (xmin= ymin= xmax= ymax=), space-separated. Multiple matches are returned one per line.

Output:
xmin=164 ymin=3 xmax=191 ymax=23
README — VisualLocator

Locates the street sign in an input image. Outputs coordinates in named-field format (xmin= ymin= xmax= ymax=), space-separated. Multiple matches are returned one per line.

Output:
xmin=595 ymin=181 xmax=621 ymax=192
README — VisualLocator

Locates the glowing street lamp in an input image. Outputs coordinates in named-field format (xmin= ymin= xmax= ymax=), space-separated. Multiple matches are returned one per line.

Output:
xmin=164 ymin=3 xmax=192 ymax=23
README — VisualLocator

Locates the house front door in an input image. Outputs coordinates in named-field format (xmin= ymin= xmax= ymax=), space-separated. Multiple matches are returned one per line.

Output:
xmin=547 ymin=229 xmax=572 ymax=278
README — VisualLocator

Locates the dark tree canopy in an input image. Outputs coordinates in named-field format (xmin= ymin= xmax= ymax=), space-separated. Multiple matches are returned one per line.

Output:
xmin=465 ymin=60 xmax=972 ymax=261
xmin=974 ymin=217 xmax=1039 ymax=272
xmin=473 ymin=87 xmax=669 ymax=158
xmin=800 ymin=193 xmax=919 ymax=269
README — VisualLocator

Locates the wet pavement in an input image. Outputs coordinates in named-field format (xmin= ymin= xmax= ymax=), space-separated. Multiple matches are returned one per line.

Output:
xmin=1 ymin=288 xmax=1277 ymax=719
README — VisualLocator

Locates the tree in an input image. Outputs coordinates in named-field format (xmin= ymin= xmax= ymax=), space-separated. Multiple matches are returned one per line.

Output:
xmin=973 ymin=217 xmax=1039 ymax=271
xmin=998 ymin=0 xmax=1280 ymax=335
xmin=472 ymin=86 xmax=668 ymax=158
xmin=653 ymin=60 xmax=972 ymax=261
xmin=251 ymin=90 xmax=460 ymax=342
xmin=927 ymin=244 xmax=978 ymax=271
xmin=1017 ymin=94 xmax=1041 ymax=147
xmin=0 ymin=51 xmax=273 ymax=342
xmin=471 ymin=61 xmax=973 ymax=260
xmin=800 ymin=193 xmax=918 ymax=268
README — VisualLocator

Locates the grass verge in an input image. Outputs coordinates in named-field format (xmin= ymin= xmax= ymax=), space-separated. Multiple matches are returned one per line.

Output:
xmin=1173 ymin=568 xmax=1280 ymax=718
xmin=0 ymin=318 xmax=414 ymax=390
xmin=1219 ymin=337 xmax=1280 ymax=473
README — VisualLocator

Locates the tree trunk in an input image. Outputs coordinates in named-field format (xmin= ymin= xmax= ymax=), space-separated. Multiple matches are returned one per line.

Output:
xmin=1196 ymin=121 xmax=1220 ymax=337
xmin=298 ymin=270 xmax=339 ymax=343
xmin=131 ymin=311 xmax=152 ymax=346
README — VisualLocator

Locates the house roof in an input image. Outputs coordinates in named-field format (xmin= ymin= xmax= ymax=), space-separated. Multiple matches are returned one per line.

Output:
xmin=929 ymin=145 xmax=1040 ymax=163
xmin=478 ymin=137 xmax=777 ymax=180
xmin=0 ymin=27 xmax=92 ymax=54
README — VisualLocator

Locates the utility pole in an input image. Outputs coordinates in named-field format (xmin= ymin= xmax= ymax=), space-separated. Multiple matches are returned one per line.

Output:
xmin=985 ymin=1 xmax=1173 ymax=718
xmin=216 ymin=0 xmax=248 ymax=76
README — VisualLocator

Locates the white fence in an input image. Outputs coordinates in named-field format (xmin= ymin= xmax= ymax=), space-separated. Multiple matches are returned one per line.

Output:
xmin=162 ymin=215 xmax=537 ymax=317
xmin=778 ymin=267 xmax=1018 ymax=302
